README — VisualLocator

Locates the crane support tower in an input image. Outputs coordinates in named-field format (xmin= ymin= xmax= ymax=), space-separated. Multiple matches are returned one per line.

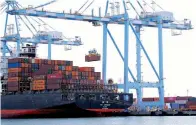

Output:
xmin=2 ymin=0 xmax=193 ymax=110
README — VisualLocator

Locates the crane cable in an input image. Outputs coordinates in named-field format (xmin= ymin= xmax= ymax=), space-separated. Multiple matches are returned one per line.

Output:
xmin=81 ymin=0 xmax=95 ymax=14
xmin=151 ymin=0 xmax=164 ymax=10
xmin=77 ymin=0 xmax=89 ymax=13
xmin=137 ymin=0 xmax=146 ymax=13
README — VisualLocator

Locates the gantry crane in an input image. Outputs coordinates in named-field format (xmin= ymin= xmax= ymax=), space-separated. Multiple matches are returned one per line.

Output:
xmin=3 ymin=0 xmax=193 ymax=110
xmin=0 ymin=0 xmax=83 ymax=62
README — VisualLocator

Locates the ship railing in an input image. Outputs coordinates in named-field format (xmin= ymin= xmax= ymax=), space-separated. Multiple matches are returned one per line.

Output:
xmin=74 ymin=92 xmax=133 ymax=104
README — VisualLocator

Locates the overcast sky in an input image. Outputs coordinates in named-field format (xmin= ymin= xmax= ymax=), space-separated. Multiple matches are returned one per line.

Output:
xmin=0 ymin=0 xmax=195 ymax=97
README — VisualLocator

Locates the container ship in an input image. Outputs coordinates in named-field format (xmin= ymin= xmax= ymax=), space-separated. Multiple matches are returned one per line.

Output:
xmin=1 ymin=44 xmax=134 ymax=118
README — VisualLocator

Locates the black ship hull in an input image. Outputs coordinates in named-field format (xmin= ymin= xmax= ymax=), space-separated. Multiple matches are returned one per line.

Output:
xmin=1 ymin=92 xmax=84 ymax=118
xmin=74 ymin=92 xmax=133 ymax=116
xmin=1 ymin=92 xmax=133 ymax=118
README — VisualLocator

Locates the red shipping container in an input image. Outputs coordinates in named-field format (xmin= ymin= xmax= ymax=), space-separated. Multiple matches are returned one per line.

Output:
xmin=79 ymin=67 xmax=86 ymax=72
xmin=7 ymin=86 xmax=19 ymax=92
xmin=8 ymin=58 xmax=22 ymax=63
xmin=47 ymin=84 xmax=60 ymax=90
xmin=62 ymin=79 xmax=67 ymax=84
xmin=186 ymin=101 xmax=196 ymax=106
xmin=164 ymin=97 xmax=176 ymax=103
xmin=80 ymin=80 xmax=84 ymax=84
xmin=65 ymin=80 xmax=73 ymax=84
xmin=85 ymin=55 xmax=90 ymax=62
xmin=91 ymin=72 xmax=94 ymax=77
xmin=142 ymin=98 xmax=154 ymax=101
xmin=154 ymin=97 xmax=159 ymax=101
xmin=8 ymin=72 xmax=21 ymax=77
xmin=87 ymin=80 xmax=91 ymax=84
xmin=33 ymin=75 xmax=46 ymax=80
xmin=47 ymin=73 xmax=62 ymax=79
xmin=47 ymin=79 xmax=62 ymax=84
xmin=7 ymin=82 xmax=19 ymax=87
xmin=83 ymin=80 xmax=87 ymax=84
xmin=176 ymin=96 xmax=191 ymax=100
xmin=98 ymin=72 xmax=101 ymax=77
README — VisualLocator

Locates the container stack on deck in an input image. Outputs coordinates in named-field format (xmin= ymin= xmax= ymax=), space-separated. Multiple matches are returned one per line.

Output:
xmin=7 ymin=58 xmax=31 ymax=92
xmin=6 ymin=57 xmax=117 ymax=93
xmin=1 ymin=58 xmax=8 ymax=93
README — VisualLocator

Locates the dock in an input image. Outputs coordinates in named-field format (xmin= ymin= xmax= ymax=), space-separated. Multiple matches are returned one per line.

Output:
xmin=104 ymin=110 xmax=196 ymax=117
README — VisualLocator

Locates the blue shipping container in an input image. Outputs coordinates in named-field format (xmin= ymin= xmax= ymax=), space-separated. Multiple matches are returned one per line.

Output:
xmin=32 ymin=64 xmax=39 ymax=68
xmin=8 ymin=63 xmax=21 ymax=68
xmin=58 ymin=66 xmax=62 ymax=70
xmin=188 ymin=97 xmax=196 ymax=102
xmin=179 ymin=104 xmax=186 ymax=109
xmin=170 ymin=103 xmax=179 ymax=109
xmin=62 ymin=66 xmax=65 ymax=70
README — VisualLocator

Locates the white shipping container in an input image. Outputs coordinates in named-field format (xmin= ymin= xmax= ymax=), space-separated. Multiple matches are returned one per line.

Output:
xmin=31 ymin=59 xmax=35 ymax=63
xmin=175 ymin=100 xmax=187 ymax=104
xmin=166 ymin=103 xmax=171 ymax=109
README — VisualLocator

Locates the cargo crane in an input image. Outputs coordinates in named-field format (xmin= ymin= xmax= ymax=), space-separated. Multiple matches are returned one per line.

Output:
xmin=0 ymin=0 xmax=83 ymax=63
xmin=4 ymin=0 xmax=193 ymax=110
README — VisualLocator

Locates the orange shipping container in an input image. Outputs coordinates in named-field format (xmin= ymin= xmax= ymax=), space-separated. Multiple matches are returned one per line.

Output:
xmin=32 ymin=85 xmax=45 ymax=90
xmin=79 ymin=67 xmax=90 ymax=72
xmin=48 ymin=60 xmax=52 ymax=64
xmin=164 ymin=105 xmax=168 ymax=110
xmin=8 ymin=68 xmax=21 ymax=73
xmin=55 ymin=60 xmax=58 ymax=65
xmin=88 ymin=68 xmax=91 ymax=72
xmin=38 ymin=59 xmax=41 ymax=63
xmin=72 ymin=71 xmax=78 ymax=76
xmin=57 ymin=71 xmax=62 ymax=74
xmin=89 ymin=77 xmax=94 ymax=80
xmin=66 ymin=66 xmax=72 ymax=71
xmin=87 ymin=68 xmax=90 ymax=72
xmin=189 ymin=105 xmax=196 ymax=108
xmin=188 ymin=105 xmax=196 ymax=110
xmin=60 ymin=60 xmax=64 ymax=65
xmin=21 ymin=63 xmax=25 ymax=68
xmin=154 ymin=98 xmax=159 ymax=101
xmin=72 ymin=76 xmax=79 ymax=79
xmin=8 ymin=77 xmax=21 ymax=82
xmin=33 ymin=80 xmax=45 ymax=85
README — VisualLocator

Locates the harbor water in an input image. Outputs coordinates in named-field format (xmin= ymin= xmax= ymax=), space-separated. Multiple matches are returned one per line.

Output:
xmin=1 ymin=116 xmax=196 ymax=125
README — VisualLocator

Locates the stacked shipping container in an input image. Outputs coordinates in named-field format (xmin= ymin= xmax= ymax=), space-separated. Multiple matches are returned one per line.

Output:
xmin=186 ymin=97 xmax=196 ymax=110
xmin=134 ymin=96 xmax=196 ymax=111
xmin=6 ymin=58 xmax=114 ymax=93
xmin=7 ymin=58 xmax=32 ymax=92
